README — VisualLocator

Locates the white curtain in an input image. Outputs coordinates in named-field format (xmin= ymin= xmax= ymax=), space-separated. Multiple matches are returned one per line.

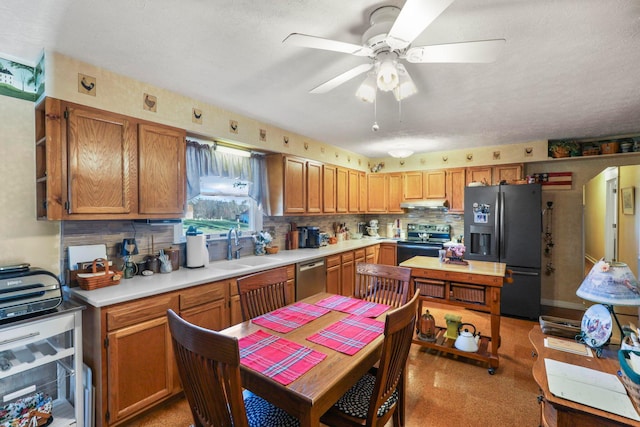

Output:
xmin=186 ymin=141 xmax=267 ymax=210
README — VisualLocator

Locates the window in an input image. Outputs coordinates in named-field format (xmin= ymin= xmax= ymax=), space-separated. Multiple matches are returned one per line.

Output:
xmin=182 ymin=175 xmax=263 ymax=238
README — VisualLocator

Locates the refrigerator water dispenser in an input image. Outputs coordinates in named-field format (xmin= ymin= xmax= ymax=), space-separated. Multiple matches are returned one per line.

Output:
xmin=469 ymin=225 xmax=493 ymax=256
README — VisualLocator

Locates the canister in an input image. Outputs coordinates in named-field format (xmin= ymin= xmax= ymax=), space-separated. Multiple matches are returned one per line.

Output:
xmin=164 ymin=246 xmax=180 ymax=271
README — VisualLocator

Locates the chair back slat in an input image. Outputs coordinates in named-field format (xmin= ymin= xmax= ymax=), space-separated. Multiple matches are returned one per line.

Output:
xmin=368 ymin=290 xmax=420 ymax=425
xmin=237 ymin=267 xmax=289 ymax=321
xmin=354 ymin=262 xmax=411 ymax=308
xmin=167 ymin=309 xmax=249 ymax=427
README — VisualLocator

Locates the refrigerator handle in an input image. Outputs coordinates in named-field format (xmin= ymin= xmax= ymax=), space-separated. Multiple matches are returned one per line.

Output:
xmin=498 ymin=191 xmax=505 ymax=255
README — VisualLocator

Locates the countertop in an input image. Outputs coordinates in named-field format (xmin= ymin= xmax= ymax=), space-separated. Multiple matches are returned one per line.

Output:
xmin=67 ymin=237 xmax=396 ymax=308
xmin=399 ymin=256 xmax=507 ymax=277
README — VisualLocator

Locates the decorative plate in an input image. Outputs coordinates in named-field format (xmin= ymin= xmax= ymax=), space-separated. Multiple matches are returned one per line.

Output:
xmin=581 ymin=304 xmax=613 ymax=348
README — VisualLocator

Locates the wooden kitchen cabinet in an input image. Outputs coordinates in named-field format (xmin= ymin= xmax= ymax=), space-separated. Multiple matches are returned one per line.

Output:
xmin=34 ymin=98 xmax=186 ymax=220
xmin=97 ymin=293 xmax=180 ymax=426
xmin=379 ymin=242 xmax=397 ymax=265
xmin=179 ymin=279 xmax=230 ymax=331
xmin=138 ymin=123 xmax=186 ymax=216
xmin=446 ymin=168 xmax=466 ymax=212
xmin=387 ymin=173 xmax=403 ymax=213
xmin=326 ymin=251 xmax=355 ymax=296
xmin=348 ymin=169 xmax=360 ymax=213
xmin=323 ymin=164 xmax=336 ymax=213
xmin=336 ymin=167 xmax=349 ymax=213
xmin=306 ymin=160 xmax=323 ymax=214
xmin=365 ymin=244 xmax=379 ymax=263
xmin=402 ymin=170 xmax=445 ymax=200
xmin=359 ymin=171 xmax=367 ymax=213
xmin=367 ymin=173 xmax=387 ymax=212
xmin=466 ymin=164 xmax=523 ymax=186
xmin=466 ymin=166 xmax=492 ymax=186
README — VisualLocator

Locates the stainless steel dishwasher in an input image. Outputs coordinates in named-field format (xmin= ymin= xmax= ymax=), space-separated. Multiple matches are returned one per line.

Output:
xmin=295 ymin=258 xmax=326 ymax=300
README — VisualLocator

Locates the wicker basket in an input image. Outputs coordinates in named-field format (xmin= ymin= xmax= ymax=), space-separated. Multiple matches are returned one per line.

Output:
xmin=619 ymin=349 xmax=640 ymax=415
xmin=76 ymin=258 xmax=122 ymax=291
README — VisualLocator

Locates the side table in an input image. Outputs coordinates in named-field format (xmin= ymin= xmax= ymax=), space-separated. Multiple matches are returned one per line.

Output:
xmin=529 ymin=325 xmax=640 ymax=427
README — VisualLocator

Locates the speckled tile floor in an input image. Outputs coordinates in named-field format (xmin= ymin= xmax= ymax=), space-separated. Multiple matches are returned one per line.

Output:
xmin=122 ymin=304 xmax=579 ymax=427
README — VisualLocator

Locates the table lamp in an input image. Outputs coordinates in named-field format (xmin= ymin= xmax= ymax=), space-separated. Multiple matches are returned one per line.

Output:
xmin=576 ymin=259 xmax=640 ymax=356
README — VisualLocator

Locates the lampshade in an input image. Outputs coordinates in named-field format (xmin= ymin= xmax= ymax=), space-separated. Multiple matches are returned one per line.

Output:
xmin=376 ymin=58 xmax=399 ymax=92
xmin=393 ymin=64 xmax=417 ymax=101
xmin=356 ymin=72 xmax=377 ymax=103
xmin=388 ymin=149 xmax=414 ymax=158
xmin=576 ymin=260 xmax=640 ymax=306
xmin=121 ymin=238 xmax=139 ymax=257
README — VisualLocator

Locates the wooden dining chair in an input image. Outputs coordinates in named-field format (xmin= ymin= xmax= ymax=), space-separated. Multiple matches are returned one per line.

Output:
xmin=320 ymin=290 xmax=420 ymax=427
xmin=354 ymin=262 xmax=412 ymax=308
xmin=237 ymin=267 xmax=290 ymax=321
xmin=167 ymin=309 xmax=299 ymax=427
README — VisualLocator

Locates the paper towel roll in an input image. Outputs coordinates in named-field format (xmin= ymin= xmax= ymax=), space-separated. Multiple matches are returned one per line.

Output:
xmin=186 ymin=234 xmax=207 ymax=268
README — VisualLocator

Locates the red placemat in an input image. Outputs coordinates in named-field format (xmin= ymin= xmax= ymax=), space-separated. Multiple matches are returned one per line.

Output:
xmin=306 ymin=315 xmax=384 ymax=355
xmin=314 ymin=295 xmax=390 ymax=318
xmin=239 ymin=330 xmax=326 ymax=385
xmin=252 ymin=302 xmax=330 ymax=333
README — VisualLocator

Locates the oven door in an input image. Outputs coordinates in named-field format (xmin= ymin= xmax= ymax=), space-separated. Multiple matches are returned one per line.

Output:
xmin=396 ymin=242 xmax=442 ymax=265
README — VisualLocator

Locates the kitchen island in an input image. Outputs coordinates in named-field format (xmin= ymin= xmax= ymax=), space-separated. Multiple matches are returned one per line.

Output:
xmin=399 ymin=256 xmax=510 ymax=374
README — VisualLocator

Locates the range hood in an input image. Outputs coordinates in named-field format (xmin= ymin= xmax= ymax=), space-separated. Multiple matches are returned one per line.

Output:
xmin=399 ymin=199 xmax=449 ymax=210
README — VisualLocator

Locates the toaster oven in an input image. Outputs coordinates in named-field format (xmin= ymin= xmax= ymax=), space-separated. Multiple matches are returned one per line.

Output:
xmin=0 ymin=265 xmax=63 ymax=321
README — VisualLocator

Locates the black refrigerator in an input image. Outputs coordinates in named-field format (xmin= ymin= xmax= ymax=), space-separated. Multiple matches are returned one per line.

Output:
xmin=463 ymin=184 xmax=542 ymax=319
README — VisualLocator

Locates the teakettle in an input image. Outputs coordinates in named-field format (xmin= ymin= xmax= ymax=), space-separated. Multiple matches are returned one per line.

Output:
xmin=454 ymin=323 xmax=480 ymax=352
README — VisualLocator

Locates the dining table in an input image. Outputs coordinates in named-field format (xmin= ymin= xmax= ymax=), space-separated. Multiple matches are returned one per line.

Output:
xmin=219 ymin=292 xmax=390 ymax=427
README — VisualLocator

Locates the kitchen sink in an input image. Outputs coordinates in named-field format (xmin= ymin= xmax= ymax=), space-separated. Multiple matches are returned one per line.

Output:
xmin=237 ymin=257 xmax=283 ymax=266
xmin=211 ymin=263 xmax=250 ymax=272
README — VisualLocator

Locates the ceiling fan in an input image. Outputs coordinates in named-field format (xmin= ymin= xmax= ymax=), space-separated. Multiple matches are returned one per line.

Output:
xmin=283 ymin=0 xmax=505 ymax=102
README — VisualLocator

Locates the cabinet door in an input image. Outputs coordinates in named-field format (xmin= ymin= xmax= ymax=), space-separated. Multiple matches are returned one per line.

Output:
xmin=326 ymin=255 xmax=341 ymax=295
xmin=493 ymin=164 xmax=523 ymax=185
xmin=65 ymin=104 xmax=136 ymax=215
xmin=348 ymin=169 xmax=360 ymax=213
xmin=379 ymin=243 xmax=397 ymax=265
xmin=323 ymin=164 xmax=336 ymax=213
xmin=283 ymin=156 xmax=306 ymax=214
xmin=403 ymin=172 xmax=424 ymax=200
xmin=424 ymin=170 xmax=446 ymax=198
xmin=365 ymin=245 xmax=379 ymax=264
xmin=341 ymin=252 xmax=355 ymax=297
xmin=446 ymin=168 xmax=466 ymax=212
xmin=107 ymin=316 xmax=175 ymax=423
xmin=358 ymin=171 xmax=367 ymax=213
xmin=138 ymin=123 xmax=186 ymax=216
xmin=354 ymin=248 xmax=366 ymax=265
xmin=336 ymin=167 xmax=348 ymax=213
xmin=388 ymin=173 xmax=403 ymax=213
xmin=467 ymin=167 xmax=492 ymax=185
xmin=307 ymin=160 xmax=323 ymax=213
xmin=180 ymin=299 xmax=227 ymax=331
xmin=367 ymin=174 xmax=387 ymax=212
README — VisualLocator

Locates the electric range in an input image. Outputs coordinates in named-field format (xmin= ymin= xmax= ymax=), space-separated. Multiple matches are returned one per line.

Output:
xmin=397 ymin=223 xmax=451 ymax=264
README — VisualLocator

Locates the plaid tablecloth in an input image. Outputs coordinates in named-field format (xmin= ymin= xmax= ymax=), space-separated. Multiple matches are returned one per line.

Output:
xmin=314 ymin=295 xmax=390 ymax=318
xmin=306 ymin=315 xmax=384 ymax=355
xmin=252 ymin=302 xmax=330 ymax=333
xmin=239 ymin=330 xmax=327 ymax=385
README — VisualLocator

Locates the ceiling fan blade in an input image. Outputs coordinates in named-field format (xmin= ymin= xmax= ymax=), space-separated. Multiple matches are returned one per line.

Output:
xmin=386 ymin=0 xmax=455 ymax=50
xmin=283 ymin=33 xmax=373 ymax=57
xmin=310 ymin=63 xmax=373 ymax=94
xmin=405 ymin=39 xmax=506 ymax=63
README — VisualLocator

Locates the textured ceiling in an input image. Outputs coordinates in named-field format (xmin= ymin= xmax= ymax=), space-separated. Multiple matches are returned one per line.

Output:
xmin=2 ymin=0 xmax=640 ymax=158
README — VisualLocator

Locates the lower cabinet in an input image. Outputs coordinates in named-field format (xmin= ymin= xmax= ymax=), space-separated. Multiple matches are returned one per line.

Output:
xmin=179 ymin=279 xmax=231 ymax=331
xmin=379 ymin=242 xmax=397 ymax=265
xmin=326 ymin=249 xmax=360 ymax=296
xmin=100 ymin=293 xmax=180 ymax=426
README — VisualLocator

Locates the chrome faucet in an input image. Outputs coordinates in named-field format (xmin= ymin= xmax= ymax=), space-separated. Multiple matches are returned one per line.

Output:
xmin=227 ymin=227 xmax=241 ymax=260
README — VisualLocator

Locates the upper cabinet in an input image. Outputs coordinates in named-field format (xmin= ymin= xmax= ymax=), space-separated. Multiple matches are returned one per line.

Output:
xmin=466 ymin=164 xmax=523 ymax=186
xmin=138 ymin=123 xmax=186 ymax=216
xmin=306 ymin=160 xmax=323 ymax=214
xmin=35 ymin=98 xmax=185 ymax=220
xmin=367 ymin=174 xmax=387 ymax=213
xmin=445 ymin=168 xmax=466 ymax=213
xmin=402 ymin=170 xmax=446 ymax=200
xmin=323 ymin=164 xmax=337 ymax=213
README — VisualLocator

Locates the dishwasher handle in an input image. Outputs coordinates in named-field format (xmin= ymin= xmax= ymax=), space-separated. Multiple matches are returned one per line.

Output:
xmin=298 ymin=260 xmax=325 ymax=272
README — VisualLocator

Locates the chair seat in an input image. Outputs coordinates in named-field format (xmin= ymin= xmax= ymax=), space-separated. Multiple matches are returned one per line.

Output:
xmin=332 ymin=373 xmax=398 ymax=419
xmin=244 ymin=390 xmax=300 ymax=427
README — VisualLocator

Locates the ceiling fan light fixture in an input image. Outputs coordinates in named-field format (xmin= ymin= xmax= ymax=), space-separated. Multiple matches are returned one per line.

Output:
xmin=376 ymin=58 xmax=399 ymax=92
xmin=393 ymin=64 xmax=417 ymax=101
xmin=356 ymin=72 xmax=377 ymax=103
xmin=388 ymin=149 xmax=414 ymax=158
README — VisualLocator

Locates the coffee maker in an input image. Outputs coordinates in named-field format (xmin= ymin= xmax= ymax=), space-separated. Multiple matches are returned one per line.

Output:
xmin=306 ymin=227 xmax=321 ymax=248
